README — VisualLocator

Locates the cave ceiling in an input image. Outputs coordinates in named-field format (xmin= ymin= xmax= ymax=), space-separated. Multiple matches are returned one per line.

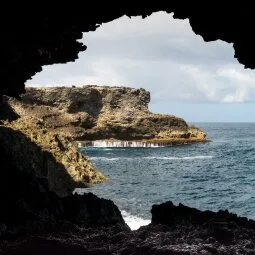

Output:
xmin=1 ymin=5 xmax=255 ymax=98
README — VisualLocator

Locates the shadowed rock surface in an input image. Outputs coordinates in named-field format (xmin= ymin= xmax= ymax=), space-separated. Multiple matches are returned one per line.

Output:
xmin=1 ymin=201 xmax=255 ymax=254
xmin=10 ymin=86 xmax=207 ymax=144
xmin=1 ymin=6 xmax=255 ymax=98
xmin=0 ymin=132 xmax=127 ymax=249
xmin=1 ymin=5 xmax=255 ymax=254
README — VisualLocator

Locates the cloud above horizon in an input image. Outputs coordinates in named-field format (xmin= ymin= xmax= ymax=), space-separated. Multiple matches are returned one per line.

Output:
xmin=26 ymin=11 xmax=255 ymax=104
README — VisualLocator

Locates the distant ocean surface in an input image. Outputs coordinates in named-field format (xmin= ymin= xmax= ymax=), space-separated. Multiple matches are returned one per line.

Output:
xmin=76 ymin=123 xmax=255 ymax=230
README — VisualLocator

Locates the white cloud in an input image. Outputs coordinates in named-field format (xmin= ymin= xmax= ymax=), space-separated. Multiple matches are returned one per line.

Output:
xmin=26 ymin=11 xmax=255 ymax=104
xmin=222 ymin=87 xmax=249 ymax=103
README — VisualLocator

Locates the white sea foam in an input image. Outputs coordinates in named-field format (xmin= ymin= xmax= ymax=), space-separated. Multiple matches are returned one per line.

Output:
xmin=90 ymin=157 xmax=119 ymax=161
xmin=85 ymin=140 xmax=165 ymax=148
xmin=182 ymin=155 xmax=213 ymax=159
xmin=89 ymin=155 xmax=213 ymax=161
xmin=144 ymin=155 xmax=213 ymax=160
xmin=121 ymin=210 xmax=150 ymax=230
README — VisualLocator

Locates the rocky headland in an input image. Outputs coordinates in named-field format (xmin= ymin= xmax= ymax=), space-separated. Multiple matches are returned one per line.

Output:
xmin=1 ymin=92 xmax=255 ymax=254
xmin=11 ymin=86 xmax=208 ymax=147
xmin=2 ymin=7 xmax=255 ymax=254
xmin=4 ymin=86 xmax=254 ymax=255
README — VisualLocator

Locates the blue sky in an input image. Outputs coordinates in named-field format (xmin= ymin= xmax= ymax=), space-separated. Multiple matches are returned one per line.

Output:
xmin=26 ymin=12 xmax=255 ymax=122
xmin=150 ymin=102 xmax=255 ymax=123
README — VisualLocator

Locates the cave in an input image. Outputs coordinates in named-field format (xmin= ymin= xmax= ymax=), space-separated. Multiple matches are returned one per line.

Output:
xmin=1 ymin=5 xmax=255 ymax=254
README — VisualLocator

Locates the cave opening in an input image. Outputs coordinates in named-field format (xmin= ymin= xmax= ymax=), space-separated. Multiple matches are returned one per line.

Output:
xmin=2 ymin=7 xmax=255 ymax=253
xmin=24 ymin=11 xmax=255 ymax=229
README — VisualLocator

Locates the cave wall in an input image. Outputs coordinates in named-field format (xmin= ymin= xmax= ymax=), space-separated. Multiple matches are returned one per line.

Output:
xmin=1 ymin=5 xmax=255 ymax=99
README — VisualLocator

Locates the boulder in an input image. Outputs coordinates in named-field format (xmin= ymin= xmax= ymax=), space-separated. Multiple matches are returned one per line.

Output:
xmin=62 ymin=192 xmax=128 ymax=228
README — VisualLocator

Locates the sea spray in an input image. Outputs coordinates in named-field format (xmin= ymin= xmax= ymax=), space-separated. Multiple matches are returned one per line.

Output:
xmin=82 ymin=140 xmax=165 ymax=148
xmin=121 ymin=210 xmax=150 ymax=230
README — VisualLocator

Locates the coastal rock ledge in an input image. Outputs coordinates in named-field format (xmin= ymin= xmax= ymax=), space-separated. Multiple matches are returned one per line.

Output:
xmin=12 ymin=86 xmax=208 ymax=146
xmin=0 ymin=112 xmax=106 ymax=197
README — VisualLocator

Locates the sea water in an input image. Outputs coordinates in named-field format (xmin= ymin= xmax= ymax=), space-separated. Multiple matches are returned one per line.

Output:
xmin=75 ymin=123 xmax=255 ymax=230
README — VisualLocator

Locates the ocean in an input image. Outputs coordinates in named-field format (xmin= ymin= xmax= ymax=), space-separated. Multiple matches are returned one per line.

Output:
xmin=76 ymin=123 xmax=255 ymax=230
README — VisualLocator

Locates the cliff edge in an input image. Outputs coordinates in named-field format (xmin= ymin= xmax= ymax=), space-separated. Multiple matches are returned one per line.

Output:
xmin=0 ymin=104 xmax=106 ymax=196
xmin=11 ymin=86 xmax=207 ymax=145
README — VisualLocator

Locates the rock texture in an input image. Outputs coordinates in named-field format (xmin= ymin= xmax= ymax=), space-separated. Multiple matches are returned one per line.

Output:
xmin=1 ymin=6 xmax=255 ymax=99
xmin=2 ymin=201 xmax=255 ymax=254
xmin=0 ymin=104 xmax=106 ymax=197
xmin=2 ymin=7 xmax=255 ymax=254
xmin=11 ymin=86 xmax=207 ymax=145
xmin=0 ymin=129 xmax=126 ymax=232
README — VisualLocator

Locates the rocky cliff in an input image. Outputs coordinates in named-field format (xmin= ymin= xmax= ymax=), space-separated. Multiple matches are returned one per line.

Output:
xmin=11 ymin=86 xmax=207 ymax=145
xmin=0 ymin=105 xmax=106 ymax=197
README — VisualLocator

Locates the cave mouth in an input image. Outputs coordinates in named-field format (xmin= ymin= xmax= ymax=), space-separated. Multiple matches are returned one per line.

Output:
xmin=3 ymin=7 xmax=255 ymax=99
xmin=26 ymin=11 xmax=255 ymax=122
xmin=2 ymin=7 xmax=255 ymax=253
xmin=20 ymin=11 xmax=255 ymax=230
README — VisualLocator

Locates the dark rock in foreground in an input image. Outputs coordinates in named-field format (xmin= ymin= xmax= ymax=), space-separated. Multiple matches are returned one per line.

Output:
xmin=152 ymin=200 xmax=253 ymax=228
xmin=62 ymin=193 xmax=126 ymax=227
xmin=2 ymin=199 xmax=255 ymax=254
xmin=0 ymin=148 xmax=128 ymax=243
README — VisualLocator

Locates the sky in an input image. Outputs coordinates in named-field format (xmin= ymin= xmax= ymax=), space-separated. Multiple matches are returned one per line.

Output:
xmin=26 ymin=12 xmax=255 ymax=122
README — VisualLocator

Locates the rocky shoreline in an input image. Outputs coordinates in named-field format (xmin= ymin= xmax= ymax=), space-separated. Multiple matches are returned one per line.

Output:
xmin=0 ymin=102 xmax=106 ymax=197
xmin=1 ymin=7 xmax=255 ymax=254
xmin=1 ymin=94 xmax=255 ymax=254
xmin=78 ymin=137 xmax=209 ymax=148
xmin=5 ymin=86 xmax=251 ymax=254
xmin=10 ymin=86 xmax=208 ymax=146
xmin=1 ymin=199 xmax=255 ymax=254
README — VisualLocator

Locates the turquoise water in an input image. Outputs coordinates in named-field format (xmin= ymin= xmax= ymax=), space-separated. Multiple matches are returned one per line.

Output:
xmin=77 ymin=123 xmax=255 ymax=228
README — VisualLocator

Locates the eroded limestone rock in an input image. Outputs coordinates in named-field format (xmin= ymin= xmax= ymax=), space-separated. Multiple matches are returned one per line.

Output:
xmin=0 ymin=114 xmax=106 ymax=197
xmin=10 ymin=86 xmax=208 ymax=145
